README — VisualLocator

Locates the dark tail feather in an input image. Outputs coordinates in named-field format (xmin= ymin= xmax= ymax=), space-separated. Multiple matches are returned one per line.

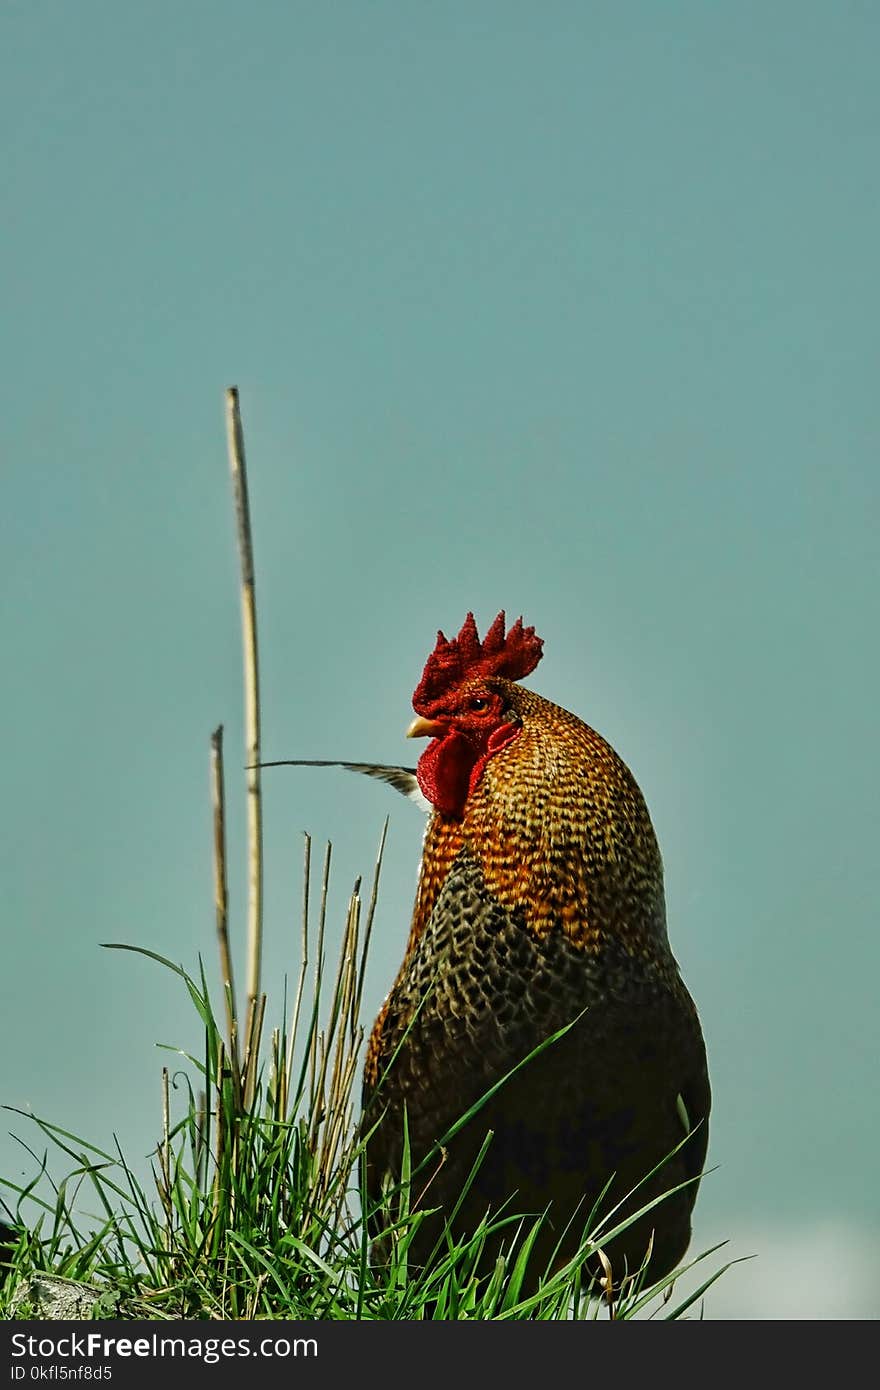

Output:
xmin=254 ymin=759 xmax=426 ymax=808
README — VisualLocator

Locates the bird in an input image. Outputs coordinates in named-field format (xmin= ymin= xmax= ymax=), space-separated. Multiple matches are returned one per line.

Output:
xmin=265 ymin=611 xmax=710 ymax=1292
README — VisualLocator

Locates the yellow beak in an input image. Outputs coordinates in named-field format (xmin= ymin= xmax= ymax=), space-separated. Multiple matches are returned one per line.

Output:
xmin=406 ymin=715 xmax=446 ymax=739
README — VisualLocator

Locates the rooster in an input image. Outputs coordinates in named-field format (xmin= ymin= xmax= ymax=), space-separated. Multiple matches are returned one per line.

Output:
xmin=266 ymin=612 xmax=710 ymax=1290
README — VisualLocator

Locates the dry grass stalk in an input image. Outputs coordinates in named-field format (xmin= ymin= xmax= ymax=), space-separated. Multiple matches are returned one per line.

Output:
xmin=157 ymin=1066 xmax=173 ymax=1260
xmin=211 ymin=1037 xmax=229 ymax=1232
xmin=210 ymin=725 xmax=240 ymax=1090
xmin=353 ymin=817 xmax=388 ymax=1037
xmin=281 ymin=834 xmax=312 ymax=1117
xmin=308 ymin=843 xmax=333 ymax=1113
xmin=240 ymin=992 xmax=267 ymax=1112
xmin=224 ymin=386 xmax=264 ymax=1032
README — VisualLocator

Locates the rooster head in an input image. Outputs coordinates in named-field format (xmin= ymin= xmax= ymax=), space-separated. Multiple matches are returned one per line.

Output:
xmin=407 ymin=611 xmax=543 ymax=817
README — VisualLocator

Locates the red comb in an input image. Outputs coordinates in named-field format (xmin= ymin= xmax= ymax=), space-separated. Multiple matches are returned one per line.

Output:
xmin=413 ymin=612 xmax=544 ymax=715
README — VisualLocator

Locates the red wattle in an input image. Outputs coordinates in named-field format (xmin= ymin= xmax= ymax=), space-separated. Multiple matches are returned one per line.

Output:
xmin=416 ymin=723 xmax=521 ymax=819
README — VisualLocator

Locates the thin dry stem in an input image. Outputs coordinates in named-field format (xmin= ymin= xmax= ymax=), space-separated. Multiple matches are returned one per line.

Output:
xmin=225 ymin=385 xmax=263 ymax=1018
xmin=283 ymin=833 xmax=312 ymax=1114
xmin=242 ymin=993 xmax=267 ymax=1110
xmin=211 ymin=1037 xmax=228 ymax=1233
xmin=270 ymin=1027 xmax=282 ymax=1119
xmin=308 ymin=842 xmax=332 ymax=1109
xmin=309 ymin=881 xmax=359 ymax=1138
xmin=210 ymin=726 xmax=240 ymax=1082
xmin=353 ymin=817 xmax=388 ymax=1039
xmin=195 ymin=1089 xmax=208 ymax=1191
xmin=326 ymin=889 xmax=360 ymax=1117
xmin=158 ymin=1067 xmax=173 ymax=1252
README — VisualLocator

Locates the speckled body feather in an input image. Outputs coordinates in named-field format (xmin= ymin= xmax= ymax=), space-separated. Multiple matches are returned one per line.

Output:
xmin=362 ymin=676 xmax=710 ymax=1286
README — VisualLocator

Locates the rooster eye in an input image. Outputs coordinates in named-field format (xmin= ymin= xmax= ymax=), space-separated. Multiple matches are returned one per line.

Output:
xmin=469 ymin=697 xmax=490 ymax=712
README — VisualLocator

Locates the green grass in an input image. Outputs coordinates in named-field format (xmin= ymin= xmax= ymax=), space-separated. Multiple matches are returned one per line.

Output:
xmin=0 ymin=830 xmax=729 ymax=1321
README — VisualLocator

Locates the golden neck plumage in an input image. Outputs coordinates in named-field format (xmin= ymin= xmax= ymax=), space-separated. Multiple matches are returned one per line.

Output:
xmin=408 ymin=685 xmax=672 ymax=967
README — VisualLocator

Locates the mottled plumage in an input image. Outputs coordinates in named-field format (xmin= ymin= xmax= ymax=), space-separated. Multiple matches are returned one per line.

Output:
xmin=361 ymin=614 xmax=710 ymax=1289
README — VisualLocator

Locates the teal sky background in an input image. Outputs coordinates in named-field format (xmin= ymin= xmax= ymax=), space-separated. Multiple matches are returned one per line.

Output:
xmin=3 ymin=2 xmax=878 ymax=1318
